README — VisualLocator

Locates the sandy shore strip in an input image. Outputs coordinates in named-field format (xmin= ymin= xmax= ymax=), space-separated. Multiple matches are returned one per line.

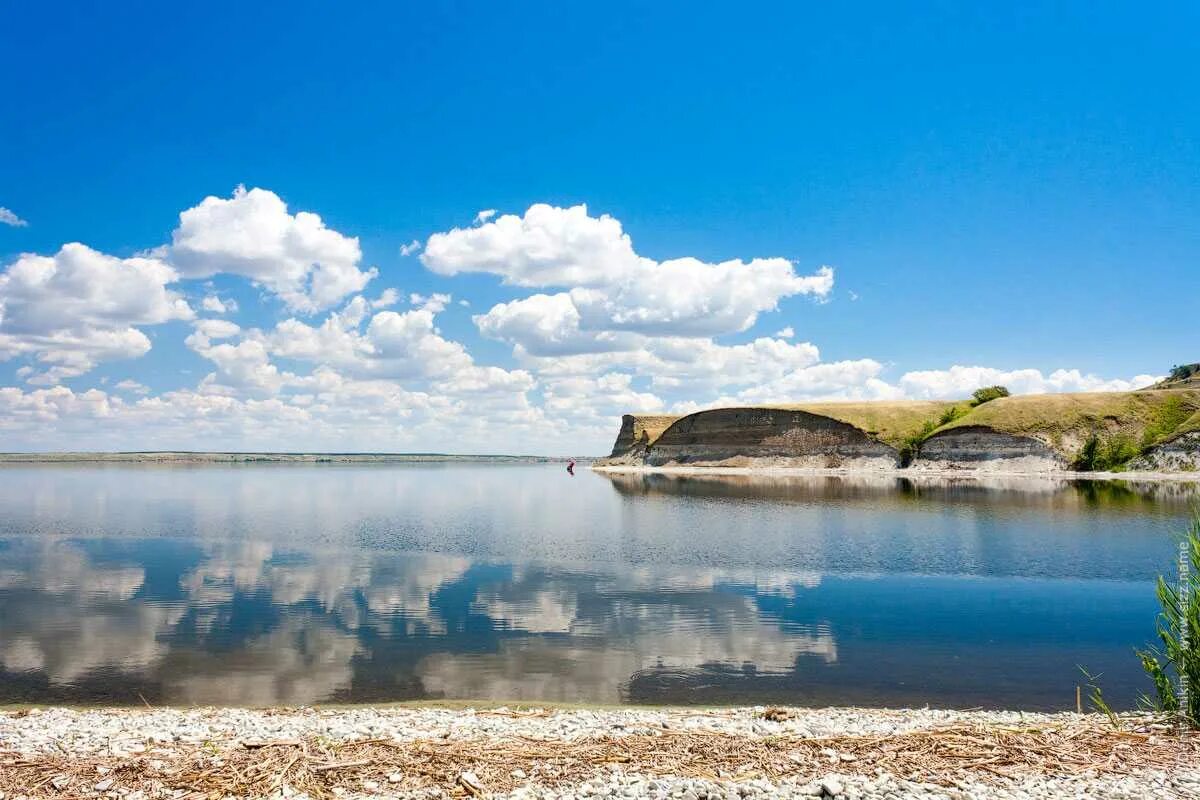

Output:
xmin=2 ymin=706 xmax=1196 ymax=799
xmin=592 ymin=464 xmax=1200 ymax=483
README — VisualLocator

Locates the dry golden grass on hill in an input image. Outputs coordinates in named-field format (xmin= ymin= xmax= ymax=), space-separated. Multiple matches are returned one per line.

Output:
xmin=940 ymin=389 xmax=1200 ymax=448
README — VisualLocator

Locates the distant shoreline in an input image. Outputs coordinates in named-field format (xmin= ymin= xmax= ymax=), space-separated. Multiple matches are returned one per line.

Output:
xmin=0 ymin=452 xmax=588 ymax=464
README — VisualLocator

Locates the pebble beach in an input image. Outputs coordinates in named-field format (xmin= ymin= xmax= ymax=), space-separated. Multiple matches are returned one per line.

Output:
xmin=2 ymin=706 xmax=1196 ymax=800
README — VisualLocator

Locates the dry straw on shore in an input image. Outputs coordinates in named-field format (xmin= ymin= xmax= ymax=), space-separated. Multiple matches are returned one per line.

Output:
xmin=2 ymin=717 xmax=1194 ymax=798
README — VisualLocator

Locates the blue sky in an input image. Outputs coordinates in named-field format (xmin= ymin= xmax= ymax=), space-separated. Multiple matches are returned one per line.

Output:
xmin=1 ymin=2 xmax=1197 ymax=453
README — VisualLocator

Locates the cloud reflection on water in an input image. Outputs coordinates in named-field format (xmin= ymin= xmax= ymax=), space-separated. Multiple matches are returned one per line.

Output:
xmin=0 ymin=536 xmax=835 ymax=706
xmin=0 ymin=465 xmax=1194 ymax=708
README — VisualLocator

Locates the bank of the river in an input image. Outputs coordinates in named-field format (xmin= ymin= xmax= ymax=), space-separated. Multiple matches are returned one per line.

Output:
xmin=1 ymin=706 xmax=1195 ymax=799
xmin=597 ymin=390 xmax=1200 ymax=475
xmin=593 ymin=463 xmax=1200 ymax=483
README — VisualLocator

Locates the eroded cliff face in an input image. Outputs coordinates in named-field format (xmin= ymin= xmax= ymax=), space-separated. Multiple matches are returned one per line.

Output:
xmin=600 ymin=414 xmax=682 ymax=465
xmin=596 ymin=390 xmax=1200 ymax=473
xmin=1128 ymin=432 xmax=1200 ymax=472
xmin=635 ymin=408 xmax=900 ymax=469
xmin=911 ymin=426 xmax=1068 ymax=473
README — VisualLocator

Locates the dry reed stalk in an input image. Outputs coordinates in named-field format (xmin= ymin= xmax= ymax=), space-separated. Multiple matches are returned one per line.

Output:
xmin=0 ymin=723 xmax=1194 ymax=799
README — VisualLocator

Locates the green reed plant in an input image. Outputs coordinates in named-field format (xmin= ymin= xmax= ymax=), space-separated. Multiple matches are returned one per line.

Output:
xmin=1082 ymin=507 xmax=1199 ymax=728
xmin=1134 ymin=507 xmax=1200 ymax=727
xmin=1079 ymin=666 xmax=1122 ymax=728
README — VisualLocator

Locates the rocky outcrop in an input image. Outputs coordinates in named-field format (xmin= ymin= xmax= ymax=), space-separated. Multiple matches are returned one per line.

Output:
xmin=1128 ymin=431 xmax=1200 ymax=472
xmin=910 ymin=426 xmax=1068 ymax=472
xmin=626 ymin=407 xmax=900 ymax=469
xmin=597 ymin=387 xmax=1200 ymax=474
xmin=601 ymin=414 xmax=681 ymax=465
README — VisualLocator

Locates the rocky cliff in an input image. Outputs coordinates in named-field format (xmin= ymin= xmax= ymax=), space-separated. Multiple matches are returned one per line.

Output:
xmin=911 ymin=426 xmax=1067 ymax=472
xmin=597 ymin=389 xmax=1200 ymax=474
xmin=1129 ymin=432 xmax=1200 ymax=472
xmin=597 ymin=401 xmax=954 ymax=470
xmin=604 ymin=414 xmax=684 ymax=464
xmin=642 ymin=407 xmax=901 ymax=469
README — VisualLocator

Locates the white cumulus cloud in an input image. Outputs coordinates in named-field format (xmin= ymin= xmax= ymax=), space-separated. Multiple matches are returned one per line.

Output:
xmin=429 ymin=205 xmax=831 ymax=351
xmin=409 ymin=292 xmax=452 ymax=313
xmin=0 ymin=243 xmax=193 ymax=384
xmin=899 ymin=365 xmax=1161 ymax=399
xmin=475 ymin=293 xmax=642 ymax=357
xmin=258 ymin=296 xmax=536 ymax=401
xmin=114 ymin=380 xmax=150 ymax=395
xmin=201 ymin=294 xmax=237 ymax=314
xmin=570 ymin=261 xmax=831 ymax=337
xmin=169 ymin=186 xmax=376 ymax=313
xmin=189 ymin=319 xmax=242 ymax=343
xmin=0 ymin=194 xmax=1170 ymax=456
xmin=423 ymin=204 xmax=638 ymax=287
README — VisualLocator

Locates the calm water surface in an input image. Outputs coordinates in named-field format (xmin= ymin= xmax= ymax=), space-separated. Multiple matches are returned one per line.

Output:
xmin=0 ymin=463 xmax=1195 ymax=709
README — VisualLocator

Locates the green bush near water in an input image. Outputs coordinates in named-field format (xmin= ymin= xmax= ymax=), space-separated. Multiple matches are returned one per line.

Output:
xmin=898 ymin=419 xmax=939 ymax=466
xmin=1073 ymin=432 xmax=1141 ymax=472
xmin=897 ymin=404 xmax=972 ymax=466
xmin=1072 ymin=395 xmax=1195 ymax=472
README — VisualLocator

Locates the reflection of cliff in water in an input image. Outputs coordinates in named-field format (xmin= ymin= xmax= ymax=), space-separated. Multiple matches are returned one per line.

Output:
xmin=0 ymin=463 xmax=1191 ymax=710
xmin=601 ymin=471 xmax=1200 ymax=514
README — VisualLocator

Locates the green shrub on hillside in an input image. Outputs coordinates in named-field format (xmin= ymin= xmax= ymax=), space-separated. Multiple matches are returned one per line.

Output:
xmin=1074 ymin=432 xmax=1140 ymax=472
xmin=898 ymin=419 xmax=940 ymax=466
xmin=1103 ymin=435 xmax=1141 ymax=470
xmin=898 ymin=404 xmax=973 ymax=465
xmin=971 ymin=385 xmax=1010 ymax=406
xmin=938 ymin=405 xmax=967 ymax=426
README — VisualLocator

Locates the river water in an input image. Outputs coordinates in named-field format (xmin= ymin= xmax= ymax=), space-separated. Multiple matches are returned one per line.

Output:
xmin=0 ymin=463 xmax=1194 ymax=709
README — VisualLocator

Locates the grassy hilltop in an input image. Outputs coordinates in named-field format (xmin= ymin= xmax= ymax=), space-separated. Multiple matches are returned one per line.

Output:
xmin=940 ymin=390 xmax=1198 ymax=445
